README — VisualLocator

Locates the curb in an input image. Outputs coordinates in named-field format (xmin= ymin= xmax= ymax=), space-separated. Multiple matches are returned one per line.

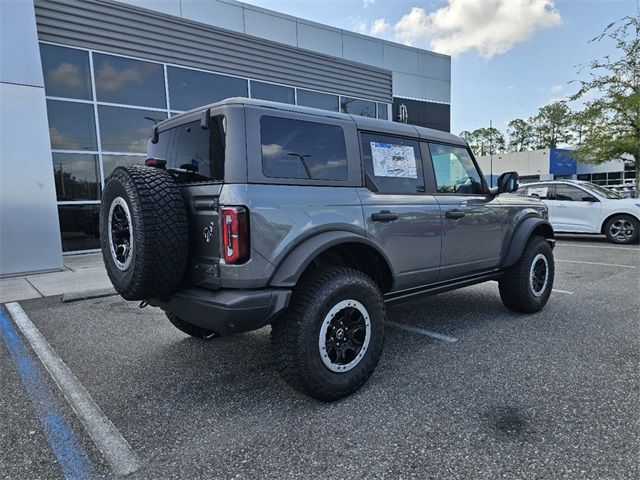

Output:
xmin=61 ymin=287 xmax=118 ymax=303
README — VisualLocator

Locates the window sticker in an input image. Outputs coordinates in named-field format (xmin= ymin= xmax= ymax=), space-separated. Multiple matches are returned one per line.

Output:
xmin=370 ymin=142 xmax=417 ymax=178
xmin=528 ymin=186 xmax=549 ymax=198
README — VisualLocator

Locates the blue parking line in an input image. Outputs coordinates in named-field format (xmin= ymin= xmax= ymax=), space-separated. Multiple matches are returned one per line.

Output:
xmin=0 ymin=307 xmax=98 ymax=480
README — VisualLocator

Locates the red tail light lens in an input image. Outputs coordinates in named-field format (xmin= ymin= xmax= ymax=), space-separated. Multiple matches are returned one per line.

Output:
xmin=220 ymin=206 xmax=249 ymax=264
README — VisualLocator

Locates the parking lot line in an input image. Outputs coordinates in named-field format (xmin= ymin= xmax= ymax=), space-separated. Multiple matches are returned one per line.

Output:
xmin=387 ymin=320 xmax=458 ymax=343
xmin=556 ymin=259 xmax=636 ymax=269
xmin=4 ymin=302 xmax=142 ymax=477
xmin=0 ymin=306 xmax=98 ymax=480
xmin=556 ymin=243 xmax=640 ymax=251
xmin=552 ymin=289 xmax=574 ymax=294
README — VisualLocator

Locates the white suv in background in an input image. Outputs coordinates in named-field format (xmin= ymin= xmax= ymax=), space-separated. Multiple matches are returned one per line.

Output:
xmin=518 ymin=180 xmax=640 ymax=244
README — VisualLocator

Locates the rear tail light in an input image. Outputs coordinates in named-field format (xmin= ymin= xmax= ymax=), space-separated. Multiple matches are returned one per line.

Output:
xmin=220 ymin=206 xmax=249 ymax=264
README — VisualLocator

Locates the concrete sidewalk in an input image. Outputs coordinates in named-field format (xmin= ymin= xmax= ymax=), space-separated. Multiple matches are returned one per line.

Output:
xmin=0 ymin=253 xmax=114 ymax=303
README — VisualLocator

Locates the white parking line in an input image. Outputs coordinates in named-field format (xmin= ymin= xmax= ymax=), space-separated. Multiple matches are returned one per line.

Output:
xmin=556 ymin=259 xmax=636 ymax=269
xmin=387 ymin=320 xmax=458 ymax=343
xmin=556 ymin=243 xmax=640 ymax=251
xmin=5 ymin=302 xmax=141 ymax=477
xmin=552 ymin=289 xmax=574 ymax=294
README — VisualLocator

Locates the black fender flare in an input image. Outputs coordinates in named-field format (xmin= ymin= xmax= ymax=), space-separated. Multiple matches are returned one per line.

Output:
xmin=269 ymin=231 xmax=394 ymax=288
xmin=501 ymin=217 xmax=555 ymax=268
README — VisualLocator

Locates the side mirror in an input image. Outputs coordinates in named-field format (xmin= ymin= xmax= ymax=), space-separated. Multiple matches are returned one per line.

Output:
xmin=497 ymin=171 xmax=519 ymax=193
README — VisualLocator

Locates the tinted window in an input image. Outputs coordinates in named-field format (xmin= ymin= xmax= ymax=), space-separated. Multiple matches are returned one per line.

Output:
xmin=102 ymin=155 xmax=146 ymax=178
xmin=340 ymin=97 xmax=376 ymax=118
xmin=52 ymin=153 xmax=100 ymax=201
xmin=377 ymin=103 xmax=388 ymax=120
xmin=147 ymin=116 xmax=226 ymax=182
xmin=93 ymin=54 xmax=165 ymax=108
xmin=47 ymin=100 xmax=97 ymax=151
xmin=361 ymin=133 xmax=424 ymax=194
xmin=297 ymin=89 xmax=338 ymax=112
xmin=261 ymin=116 xmax=347 ymax=181
xmin=554 ymin=184 xmax=593 ymax=201
xmin=429 ymin=143 xmax=484 ymax=194
xmin=58 ymin=204 xmax=100 ymax=252
xmin=525 ymin=184 xmax=552 ymax=199
xmin=168 ymin=67 xmax=247 ymax=111
xmin=98 ymin=106 xmax=166 ymax=153
xmin=40 ymin=44 xmax=92 ymax=100
xmin=251 ymin=81 xmax=294 ymax=104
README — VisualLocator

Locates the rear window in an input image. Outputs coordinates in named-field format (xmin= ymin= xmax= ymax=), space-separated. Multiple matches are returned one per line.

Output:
xmin=260 ymin=116 xmax=348 ymax=181
xmin=148 ymin=115 xmax=225 ymax=182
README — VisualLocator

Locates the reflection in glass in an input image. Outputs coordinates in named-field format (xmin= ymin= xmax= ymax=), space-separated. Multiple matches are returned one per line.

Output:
xmin=250 ymin=81 xmax=295 ymax=104
xmin=47 ymin=100 xmax=97 ymax=151
xmin=261 ymin=116 xmax=347 ymax=181
xmin=52 ymin=153 xmax=100 ymax=201
xmin=429 ymin=143 xmax=484 ymax=194
xmin=58 ymin=204 xmax=100 ymax=252
xmin=377 ymin=103 xmax=388 ymax=120
xmin=102 ymin=155 xmax=146 ymax=179
xmin=296 ymin=89 xmax=339 ymax=112
xmin=340 ymin=97 xmax=376 ymax=118
xmin=98 ymin=106 xmax=166 ymax=153
xmin=93 ymin=53 xmax=166 ymax=108
xmin=168 ymin=67 xmax=247 ymax=111
xmin=40 ymin=43 xmax=92 ymax=100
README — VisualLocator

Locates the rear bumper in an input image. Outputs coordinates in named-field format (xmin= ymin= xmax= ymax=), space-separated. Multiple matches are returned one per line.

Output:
xmin=148 ymin=287 xmax=291 ymax=335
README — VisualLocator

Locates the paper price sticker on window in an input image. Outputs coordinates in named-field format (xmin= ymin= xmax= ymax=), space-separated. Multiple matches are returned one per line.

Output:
xmin=370 ymin=142 xmax=417 ymax=178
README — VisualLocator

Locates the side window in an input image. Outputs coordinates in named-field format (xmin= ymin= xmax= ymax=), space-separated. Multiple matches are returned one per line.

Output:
xmin=526 ymin=185 xmax=551 ymax=199
xmin=360 ymin=133 xmax=424 ymax=194
xmin=554 ymin=184 xmax=593 ymax=201
xmin=260 ymin=116 xmax=348 ymax=181
xmin=428 ymin=143 xmax=485 ymax=194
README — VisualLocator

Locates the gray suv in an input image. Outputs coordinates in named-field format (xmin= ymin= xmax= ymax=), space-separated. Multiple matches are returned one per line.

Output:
xmin=100 ymin=98 xmax=555 ymax=401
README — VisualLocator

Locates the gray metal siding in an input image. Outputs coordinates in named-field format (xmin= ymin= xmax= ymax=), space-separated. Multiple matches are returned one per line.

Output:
xmin=34 ymin=0 xmax=393 ymax=103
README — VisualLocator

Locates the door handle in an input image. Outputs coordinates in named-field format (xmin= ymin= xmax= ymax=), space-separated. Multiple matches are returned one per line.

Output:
xmin=445 ymin=209 xmax=466 ymax=219
xmin=371 ymin=210 xmax=399 ymax=222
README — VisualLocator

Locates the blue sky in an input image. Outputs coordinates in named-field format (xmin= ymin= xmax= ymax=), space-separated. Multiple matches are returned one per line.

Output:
xmin=242 ymin=0 xmax=636 ymax=134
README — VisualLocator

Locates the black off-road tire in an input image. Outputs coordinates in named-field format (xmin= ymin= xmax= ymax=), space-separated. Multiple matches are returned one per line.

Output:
xmin=99 ymin=166 xmax=188 ymax=300
xmin=499 ymin=235 xmax=554 ymax=313
xmin=271 ymin=266 xmax=385 ymax=402
xmin=166 ymin=312 xmax=220 ymax=339
xmin=604 ymin=214 xmax=639 ymax=244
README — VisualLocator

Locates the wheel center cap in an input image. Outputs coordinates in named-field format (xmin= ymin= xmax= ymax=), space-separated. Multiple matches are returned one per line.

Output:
xmin=335 ymin=328 xmax=345 ymax=340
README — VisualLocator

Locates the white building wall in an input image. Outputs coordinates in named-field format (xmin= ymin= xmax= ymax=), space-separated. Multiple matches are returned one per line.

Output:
xmin=0 ymin=0 xmax=63 ymax=276
xmin=119 ymin=0 xmax=451 ymax=104
xmin=477 ymin=150 xmax=551 ymax=178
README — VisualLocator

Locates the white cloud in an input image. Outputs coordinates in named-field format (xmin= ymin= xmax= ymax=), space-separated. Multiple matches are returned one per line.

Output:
xmin=394 ymin=0 xmax=562 ymax=58
xmin=370 ymin=18 xmax=391 ymax=35
xmin=549 ymin=84 xmax=563 ymax=94
xmin=46 ymin=63 xmax=85 ymax=89
xmin=363 ymin=0 xmax=375 ymax=8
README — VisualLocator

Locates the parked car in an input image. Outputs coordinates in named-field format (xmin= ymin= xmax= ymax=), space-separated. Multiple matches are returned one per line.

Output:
xmin=518 ymin=180 xmax=640 ymax=244
xmin=99 ymin=98 xmax=555 ymax=401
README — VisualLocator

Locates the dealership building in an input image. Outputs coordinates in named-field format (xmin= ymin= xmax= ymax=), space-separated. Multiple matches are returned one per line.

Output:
xmin=0 ymin=0 xmax=451 ymax=276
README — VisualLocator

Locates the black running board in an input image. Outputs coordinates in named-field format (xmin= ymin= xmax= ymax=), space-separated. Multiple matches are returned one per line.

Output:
xmin=384 ymin=269 xmax=503 ymax=307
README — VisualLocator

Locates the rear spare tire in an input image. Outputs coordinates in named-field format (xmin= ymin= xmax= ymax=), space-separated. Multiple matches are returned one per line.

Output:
xmin=99 ymin=166 xmax=188 ymax=300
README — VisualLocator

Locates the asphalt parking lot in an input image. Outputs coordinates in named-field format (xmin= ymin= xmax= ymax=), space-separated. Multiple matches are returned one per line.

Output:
xmin=1 ymin=235 xmax=639 ymax=479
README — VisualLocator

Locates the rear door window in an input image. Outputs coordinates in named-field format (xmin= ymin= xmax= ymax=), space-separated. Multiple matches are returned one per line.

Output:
xmin=260 ymin=116 xmax=348 ymax=181
xmin=148 ymin=116 xmax=225 ymax=182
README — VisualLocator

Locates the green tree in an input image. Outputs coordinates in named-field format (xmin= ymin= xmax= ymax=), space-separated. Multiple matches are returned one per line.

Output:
xmin=570 ymin=16 xmax=639 ymax=197
xmin=507 ymin=118 xmax=535 ymax=151
xmin=460 ymin=127 xmax=505 ymax=156
xmin=531 ymin=101 xmax=573 ymax=148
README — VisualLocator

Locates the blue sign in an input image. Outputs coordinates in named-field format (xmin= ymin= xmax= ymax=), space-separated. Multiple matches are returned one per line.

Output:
xmin=549 ymin=148 xmax=577 ymax=175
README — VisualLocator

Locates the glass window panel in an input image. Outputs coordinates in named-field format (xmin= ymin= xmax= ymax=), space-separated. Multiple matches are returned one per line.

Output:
xmin=577 ymin=174 xmax=591 ymax=181
xmin=296 ymin=89 xmax=338 ymax=112
xmin=47 ymin=100 xmax=97 ymax=151
xmin=58 ymin=204 xmax=100 ymax=252
xmin=93 ymin=53 xmax=166 ymax=108
xmin=553 ymin=184 xmax=593 ymax=201
xmin=340 ymin=97 xmax=376 ymax=118
xmin=168 ymin=67 xmax=247 ymax=111
xmin=260 ymin=116 xmax=347 ymax=181
xmin=40 ymin=44 xmax=92 ymax=100
xmin=98 ymin=106 xmax=166 ymax=153
xmin=429 ymin=143 xmax=485 ymax=194
xmin=607 ymin=172 xmax=621 ymax=180
xmin=52 ymin=153 xmax=100 ymax=201
xmin=361 ymin=133 xmax=424 ymax=194
xmin=250 ymin=81 xmax=294 ymax=104
xmin=102 ymin=155 xmax=146 ymax=179
xmin=377 ymin=103 xmax=388 ymax=120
